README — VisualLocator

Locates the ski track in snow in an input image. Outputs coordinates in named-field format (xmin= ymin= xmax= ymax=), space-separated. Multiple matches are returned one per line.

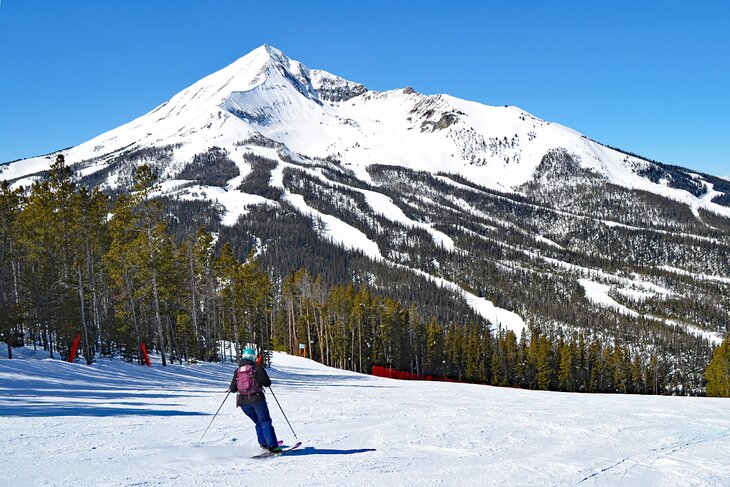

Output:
xmin=2 ymin=349 xmax=730 ymax=486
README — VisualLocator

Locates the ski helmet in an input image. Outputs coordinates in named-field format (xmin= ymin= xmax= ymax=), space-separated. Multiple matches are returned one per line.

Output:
xmin=241 ymin=347 xmax=256 ymax=361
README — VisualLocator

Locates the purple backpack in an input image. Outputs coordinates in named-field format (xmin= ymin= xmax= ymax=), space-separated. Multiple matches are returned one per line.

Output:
xmin=236 ymin=364 xmax=261 ymax=396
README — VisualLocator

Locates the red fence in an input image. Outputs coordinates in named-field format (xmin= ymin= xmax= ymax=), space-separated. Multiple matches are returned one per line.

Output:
xmin=371 ymin=365 xmax=457 ymax=382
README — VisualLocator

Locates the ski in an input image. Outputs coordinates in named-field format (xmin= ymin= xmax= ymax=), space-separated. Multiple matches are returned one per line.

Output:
xmin=252 ymin=441 xmax=302 ymax=459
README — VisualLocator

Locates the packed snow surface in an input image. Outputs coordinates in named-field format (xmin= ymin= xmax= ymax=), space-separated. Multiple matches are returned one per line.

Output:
xmin=2 ymin=348 xmax=729 ymax=486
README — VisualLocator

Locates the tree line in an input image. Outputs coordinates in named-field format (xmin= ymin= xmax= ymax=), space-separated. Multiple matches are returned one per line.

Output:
xmin=0 ymin=156 xmax=272 ymax=365
xmin=1 ymin=156 xmax=727 ymax=396
xmin=272 ymin=270 xmax=704 ymax=395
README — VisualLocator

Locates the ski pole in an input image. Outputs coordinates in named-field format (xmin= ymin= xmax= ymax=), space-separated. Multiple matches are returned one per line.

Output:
xmin=198 ymin=390 xmax=231 ymax=444
xmin=268 ymin=386 xmax=298 ymax=439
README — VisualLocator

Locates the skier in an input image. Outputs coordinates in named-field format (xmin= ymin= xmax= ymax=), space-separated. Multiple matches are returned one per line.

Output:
xmin=229 ymin=347 xmax=282 ymax=454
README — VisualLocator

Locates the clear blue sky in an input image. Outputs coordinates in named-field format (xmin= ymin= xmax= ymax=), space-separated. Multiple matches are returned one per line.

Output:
xmin=1 ymin=0 xmax=728 ymax=176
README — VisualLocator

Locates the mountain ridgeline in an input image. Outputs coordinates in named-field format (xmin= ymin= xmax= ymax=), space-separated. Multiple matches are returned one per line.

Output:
xmin=2 ymin=45 xmax=729 ymax=395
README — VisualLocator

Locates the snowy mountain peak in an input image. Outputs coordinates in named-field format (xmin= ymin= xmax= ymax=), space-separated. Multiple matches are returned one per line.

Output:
xmin=175 ymin=44 xmax=318 ymax=106
xmin=252 ymin=44 xmax=319 ymax=100
xmin=259 ymin=43 xmax=286 ymax=61
xmin=2 ymin=45 xmax=730 ymax=222
xmin=245 ymin=45 xmax=367 ymax=102
xmin=148 ymin=44 xmax=320 ymax=122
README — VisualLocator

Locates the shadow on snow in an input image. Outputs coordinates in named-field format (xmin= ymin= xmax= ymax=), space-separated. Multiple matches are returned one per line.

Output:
xmin=284 ymin=446 xmax=376 ymax=456
xmin=0 ymin=404 xmax=206 ymax=417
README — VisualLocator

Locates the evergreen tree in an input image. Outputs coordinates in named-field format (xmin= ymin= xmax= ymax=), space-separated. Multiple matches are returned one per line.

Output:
xmin=425 ymin=319 xmax=444 ymax=376
xmin=188 ymin=229 xmax=216 ymax=360
xmin=17 ymin=155 xmax=76 ymax=359
xmin=239 ymin=252 xmax=274 ymax=362
xmin=132 ymin=165 xmax=170 ymax=366
xmin=105 ymin=192 xmax=146 ymax=362
xmin=350 ymin=285 xmax=372 ymax=373
xmin=706 ymin=337 xmax=730 ymax=397
xmin=0 ymin=181 xmax=23 ymax=359
xmin=216 ymin=242 xmax=242 ymax=358
xmin=104 ymin=165 xmax=174 ymax=364
xmin=558 ymin=339 xmax=575 ymax=392
xmin=71 ymin=186 xmax=110 ymax=364
xmin=535 ymin=334 xmax=552 ymax=390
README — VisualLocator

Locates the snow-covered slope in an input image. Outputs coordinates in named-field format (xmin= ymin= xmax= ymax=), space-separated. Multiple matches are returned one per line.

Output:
xmin=2 ymin=348 xmax=729 ymax=486
xmin=3 ymin=44 xmax=729 ymax=218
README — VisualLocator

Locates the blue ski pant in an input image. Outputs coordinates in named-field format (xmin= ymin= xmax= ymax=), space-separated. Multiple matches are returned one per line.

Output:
xmin=241 ymin=398 xmax=278 ymax=448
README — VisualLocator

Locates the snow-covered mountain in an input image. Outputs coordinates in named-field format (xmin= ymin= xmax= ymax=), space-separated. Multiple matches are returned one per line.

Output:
xmin=3 ymin=346 xmax=730 ymax=486
xmin=3 ymin=45 xmax=730 ymax=389
xmin=3 ymin=45 xmax=729 ymax=217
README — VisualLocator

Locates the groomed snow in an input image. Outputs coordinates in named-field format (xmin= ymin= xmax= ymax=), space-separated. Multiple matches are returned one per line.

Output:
xmin=2 ymin=348 xmax=729 ymax=486
xmin=402 ymin=264 xmax=526 ymax=336
xmin=359 ymin=189 xmax=455 ymax=250
xmin=579 ymin=278 xmax=723 ymax=345
xmin=579 ymin=279 xmax=640 ymax=317
xmin=279 ymin=163 xmax=456 ymax=251
xmin=285 ymin=192 xmax=383 ymax=260
xmin=155 ymin=181 xmax=278 ymax=226
xmin=659 ymin=265 xmax=730 ymax=286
